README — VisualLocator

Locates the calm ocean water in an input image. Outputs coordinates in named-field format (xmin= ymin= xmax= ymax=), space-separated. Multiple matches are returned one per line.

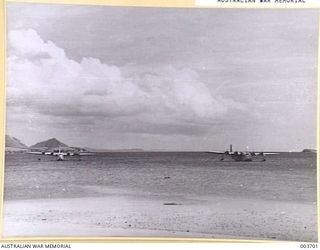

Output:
xmin=4 ymin=152 xmax=317 ymax=202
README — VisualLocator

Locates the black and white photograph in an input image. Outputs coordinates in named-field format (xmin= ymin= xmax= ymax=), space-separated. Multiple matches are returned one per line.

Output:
xmin=3 ymin=2 xmax=318 ymax=241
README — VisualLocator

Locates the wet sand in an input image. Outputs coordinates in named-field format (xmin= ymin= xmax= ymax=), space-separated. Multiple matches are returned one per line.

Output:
xmin=3 ymin=191 xmax=317 ymax=241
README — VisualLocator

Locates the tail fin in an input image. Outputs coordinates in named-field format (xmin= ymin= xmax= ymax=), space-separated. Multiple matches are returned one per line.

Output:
xmin=230 ymin=144 xmax=233 ymax=152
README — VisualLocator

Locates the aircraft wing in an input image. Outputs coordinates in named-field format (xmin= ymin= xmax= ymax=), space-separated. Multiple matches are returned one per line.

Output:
xmin=250 ymin=152 xmax=280 ymax=155
xmin=206 ymin=151 xmax=225 ymax=154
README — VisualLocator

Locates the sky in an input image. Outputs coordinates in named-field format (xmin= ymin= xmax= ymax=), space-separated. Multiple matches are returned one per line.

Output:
xmin=5 ymin=3 xmax=318 ymax=151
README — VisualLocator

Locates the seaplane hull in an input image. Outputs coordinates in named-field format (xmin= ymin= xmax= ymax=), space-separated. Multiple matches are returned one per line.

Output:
xmin=230 ymin=154 xmax=252 ymax=162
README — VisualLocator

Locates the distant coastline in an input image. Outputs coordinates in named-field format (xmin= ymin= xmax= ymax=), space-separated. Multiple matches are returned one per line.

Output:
xmin=4 ymin=134 xmax=317 ymax=154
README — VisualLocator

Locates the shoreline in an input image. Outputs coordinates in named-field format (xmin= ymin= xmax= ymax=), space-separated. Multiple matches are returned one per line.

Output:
xmin=3 ymin=194 xmax=317 ymax=241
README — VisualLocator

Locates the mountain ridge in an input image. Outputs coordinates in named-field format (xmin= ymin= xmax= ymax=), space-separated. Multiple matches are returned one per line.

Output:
xmin=5 ymin=135 xmax=28 ymax=149
xmin=30 ymin=138 xmax=68 ymax=149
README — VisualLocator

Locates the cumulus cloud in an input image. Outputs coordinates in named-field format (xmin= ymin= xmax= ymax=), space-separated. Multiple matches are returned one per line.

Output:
xmin=7 ymin=28 xmax=239 ymax=135
xmin=5 ymin=6 xmax=317 ymax=150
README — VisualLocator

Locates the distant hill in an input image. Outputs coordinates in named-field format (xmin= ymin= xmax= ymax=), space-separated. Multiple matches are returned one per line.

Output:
xmin=302 ymin=149 xmax=317 ymax=153
xmin=5 ymin=135 xmax=28 ymax=149
xmin=30 ymin=138 xmax=68 ymax=149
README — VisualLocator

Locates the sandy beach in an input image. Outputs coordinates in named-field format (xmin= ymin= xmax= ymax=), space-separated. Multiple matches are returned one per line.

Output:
xmin=3 ymin=189 xmax=317 ymax=241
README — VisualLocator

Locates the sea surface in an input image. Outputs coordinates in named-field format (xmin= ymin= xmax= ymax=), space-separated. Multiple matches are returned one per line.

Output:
xmin=4 ymin=152 xmax=317 ymax=203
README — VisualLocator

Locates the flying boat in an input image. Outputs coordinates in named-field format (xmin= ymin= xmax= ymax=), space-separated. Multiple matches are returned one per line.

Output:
xmin=27 ymin=147 xmax=93 ymax=161
xmin=207 ymin=145 xmax=279 ymax=162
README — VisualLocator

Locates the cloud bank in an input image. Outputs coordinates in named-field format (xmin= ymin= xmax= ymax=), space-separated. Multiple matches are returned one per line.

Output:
xmin=7 ymin=29 xmax=239 ymax=137
xmin=5 ymin=6 xmax=317 ymax=150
